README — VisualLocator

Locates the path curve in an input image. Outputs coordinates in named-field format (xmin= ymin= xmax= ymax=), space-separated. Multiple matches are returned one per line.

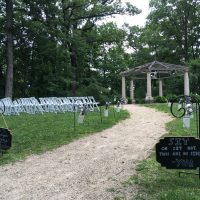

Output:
xmin=0 ymin=105 xmax=172 ymax=200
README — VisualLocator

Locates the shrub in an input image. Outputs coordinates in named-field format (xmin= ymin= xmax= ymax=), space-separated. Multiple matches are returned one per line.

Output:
xmin=127 ymin=98 xmax=133 ymax=104
xmin=190 ymin=93 xmax=200 ymax=103
xmin=154 ymin=96 xmax=167 ymax=103
xmin=135 ymin=98 xmax=145 ymax=104
xmin=166 ymin=94 xmax=177 ymax=102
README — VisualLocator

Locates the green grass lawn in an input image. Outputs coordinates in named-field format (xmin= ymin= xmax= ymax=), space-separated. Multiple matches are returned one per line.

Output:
xmin=0 ymin=107 xmax=129 ymax=165
xmin=125 ymin=103 xmax=200 ymax=200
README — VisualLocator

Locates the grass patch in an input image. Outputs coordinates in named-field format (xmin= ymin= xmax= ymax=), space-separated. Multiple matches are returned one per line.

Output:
xmin=126 ymin=103 xmax=200 ymax=200
xmin=0 ymin=107 xmax=129 ymax=165
xmin=145 ymin=103 xmax=198 ymax=137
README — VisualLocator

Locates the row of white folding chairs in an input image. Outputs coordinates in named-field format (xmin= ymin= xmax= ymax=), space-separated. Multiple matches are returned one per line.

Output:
xmin=0 ymin=96 xmax=99 ymax=115
xmin=0 ymin=97 xmax=44 ymax=115
xmin=39 ymin=97 xmax=68 ymax=113
xmin=14 ymin=97 xmax=44 ymax=114
xmin=2 ymin=97 xmax=65 ymax=115
xmin=65 ymin=96 xmax=99 ymax=112
xmin=0 ymin=97 xmax=20 ymax=115
xmin=39 ymin=97 xmax=99 ymax=113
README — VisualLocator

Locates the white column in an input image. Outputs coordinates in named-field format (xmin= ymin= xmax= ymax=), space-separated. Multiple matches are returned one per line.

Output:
xmin=184 ymin=69 xmax=190 ymax=96
xmin=145 ymin=72 xmax=153 ymax=101
xmin=133 ymin=83 xmax=135 ymax=103
xmin=130 ymin=80 xmax=135 ymax=103
xmin=122 ymin=76 xmax=126 ymax=99
xmin=159 ymin=79 xmax=163 ymax=96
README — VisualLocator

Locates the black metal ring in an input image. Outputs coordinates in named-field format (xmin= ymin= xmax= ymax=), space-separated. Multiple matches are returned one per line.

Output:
xmin=170 ymin=95 xmax=199 ymax=118
xmin=170 ymin=101 xmax=185 ymax=118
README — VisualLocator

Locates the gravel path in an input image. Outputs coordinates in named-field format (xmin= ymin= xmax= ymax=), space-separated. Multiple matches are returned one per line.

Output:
xmin=0 ymin=105 xmax=172 ymax=200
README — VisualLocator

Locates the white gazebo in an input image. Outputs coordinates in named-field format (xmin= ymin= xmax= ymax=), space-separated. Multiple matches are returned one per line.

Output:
xmin=120 ymin=61 xmax=190 ymax=102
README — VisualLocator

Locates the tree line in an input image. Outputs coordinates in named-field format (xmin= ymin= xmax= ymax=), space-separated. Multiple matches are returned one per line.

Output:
xmin=1 ymin=0 xmax=200 ymax=101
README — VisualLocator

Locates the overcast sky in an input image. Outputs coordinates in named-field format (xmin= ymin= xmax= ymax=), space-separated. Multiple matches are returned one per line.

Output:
xmin=101 ymin=0 xmax=150 ymax=27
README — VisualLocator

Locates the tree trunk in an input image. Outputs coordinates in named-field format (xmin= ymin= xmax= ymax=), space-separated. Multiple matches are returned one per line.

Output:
xmin=70 ymin=44 xmax=78 ymax=96
xmin=183 ymin=1 xmax=189 ymax=62
xmin=5 ymin=0 xmax=14 ymax=98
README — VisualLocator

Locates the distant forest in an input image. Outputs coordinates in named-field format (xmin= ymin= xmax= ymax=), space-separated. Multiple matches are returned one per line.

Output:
xmin=1 ymin=0 xmax=200 ymax=102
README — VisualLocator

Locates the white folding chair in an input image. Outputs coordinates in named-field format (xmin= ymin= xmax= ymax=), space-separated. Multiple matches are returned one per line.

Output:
xmin=87 ymin=96 xmax=99 ymax=111
xmin=1 ymin=97 xmax=19 ymax=115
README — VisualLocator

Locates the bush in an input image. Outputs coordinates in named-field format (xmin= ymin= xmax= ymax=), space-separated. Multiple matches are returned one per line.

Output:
xmin=154 ymin=96 xmax=167 ymax=103
xmin=190 ymin=93 xmax=200 ymax=103
xmin=166 ymin=94 xmax=177 ymax=102
xmin=127 ymin=98 xmax=133 ymax=104
xmin=135 ymin=98 xmax=145 ymax=104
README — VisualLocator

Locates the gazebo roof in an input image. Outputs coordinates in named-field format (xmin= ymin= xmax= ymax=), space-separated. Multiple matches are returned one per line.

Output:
xmin=120 ymin=61 xmax=188 ymax=79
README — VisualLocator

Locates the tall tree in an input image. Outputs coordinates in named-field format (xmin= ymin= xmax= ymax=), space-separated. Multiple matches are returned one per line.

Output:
xmin=5 ymin=0 xmax=13 ymax=97
xmin=147 ymin=0 xmax=200 ymax=62
xmin=60 ymin=0 xmax=140 ymax=95
xmin=0 ymin=0 xmax=140 ymax=98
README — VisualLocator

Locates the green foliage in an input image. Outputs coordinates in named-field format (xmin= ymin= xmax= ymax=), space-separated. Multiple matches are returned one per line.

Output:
xmin=77 ymin=82 xmax=110 ymax=104
xmin=164 ymin=78 xmax=184 ymax=96
xmin=188 ymin=59 xmax=200 ymax=94
xmin=190 ymin=94 xmax=200 ymax=103
xmin=0 ymin=109 xmax=129 ymax=165
xmin=127 ymin=97 xmax=133 ymax=104
xmin=1 ymin=0 xmax=200 ymax=100
xmin=0 ymin=0 xmax=140 ymax=98
xmin=147 ymin=0 xmax=200 ymax=62
xmin=135 ymin=98 xmax=145 ymax=104
xmin=166 ymin=94 xmax=177 ymax=102
xmin=125 ymin=0 xmax=200 ymax=98
xmin=154 ymin=96 xmax=167 ymax=103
